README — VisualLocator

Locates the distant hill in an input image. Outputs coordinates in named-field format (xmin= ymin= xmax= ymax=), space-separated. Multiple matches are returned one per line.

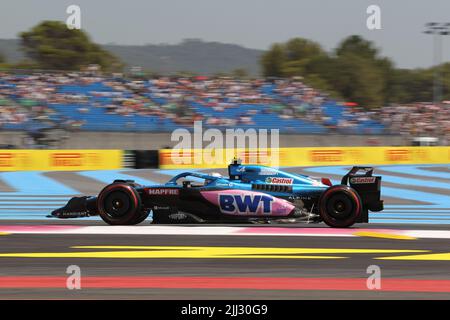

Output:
xmin=0 ymin=38 xmax=263 ymax=75
xmin=0 ymin=39 xmax=24 ymax=62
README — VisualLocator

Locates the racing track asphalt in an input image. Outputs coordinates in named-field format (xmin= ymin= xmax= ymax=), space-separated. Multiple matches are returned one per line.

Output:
xmin=0 ymin=166 xmax=449 ymax=299
xmin=0 ymin=220 xmax=449 ymax=299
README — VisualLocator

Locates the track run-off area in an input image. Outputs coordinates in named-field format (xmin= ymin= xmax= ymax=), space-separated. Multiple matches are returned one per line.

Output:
xmin=0 ymin=165 xmax=449 ymax=299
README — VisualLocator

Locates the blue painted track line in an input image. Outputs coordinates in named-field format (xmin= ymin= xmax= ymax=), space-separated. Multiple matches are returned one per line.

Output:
xmin=380 ymin=212 xmax=450 ymax=216
xmin=381 ymin=212 xmax=450 ymax=215
xmin=156 ymin=169 xmax=206 ymax=183
xmin=303 ymin=166 xmax=450 ymax=189
xmin=78 ymin=170 xmax=157 ymax=185
xmin=0 ymin=215 xmax=102 ymax=220
xmin=303 ymin=166 xmax=450 ymax=208
xmin=0 ymin=205 xmax=62 ymax=213
xmin=0 ymin=212 xmax=55 ymax=215
xmin=385 ymin=204 xmax=450 ymax=209
xmin=0 ymin=196 xmax=71 ymax=201
xmin=0 ymin=210 xmax=53 ymax=213
xmin=370 ymin=214 xmax=450 ymax=219
xmin=0 ymin=201 xmax=67 ymax=208
xmin=0 ymin=171 xmax=78 ymax=195
xmin=378 ymin=165 xmax=450 ymax=180
xmin=383 ymin=207 xmax=450 ymax=210
xmin=369 ymin=219 xmax=450 ymax=224
xmin=157 ymin=169 xmax=200 ymax=177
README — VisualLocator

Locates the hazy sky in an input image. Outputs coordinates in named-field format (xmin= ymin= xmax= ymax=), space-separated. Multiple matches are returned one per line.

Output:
xmin=1 ymin=0 xmax=450 ymax=69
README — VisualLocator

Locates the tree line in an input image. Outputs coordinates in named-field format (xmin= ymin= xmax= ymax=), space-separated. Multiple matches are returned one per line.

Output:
xmin=0 ymin=21 xmax=123 ymax=72
xmin=0 ymin=21 xmax=448 ymax=108
xmin=261 ymin=35 xmax=450 ymax=107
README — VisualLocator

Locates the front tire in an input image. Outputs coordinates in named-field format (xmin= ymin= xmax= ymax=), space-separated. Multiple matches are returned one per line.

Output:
xmin=319 ymin=185 xmax=362 ymax=228
xmin=97 ymin=183 xmax=142 ymax=225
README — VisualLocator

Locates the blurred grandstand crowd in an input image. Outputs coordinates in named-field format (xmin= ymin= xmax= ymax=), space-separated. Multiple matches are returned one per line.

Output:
xmin=0 ymin=71 xmax=449 ymax=145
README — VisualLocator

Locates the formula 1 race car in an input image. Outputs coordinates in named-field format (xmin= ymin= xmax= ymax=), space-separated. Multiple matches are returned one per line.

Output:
xmin=50 ymin=159 xmax=383 ymax=228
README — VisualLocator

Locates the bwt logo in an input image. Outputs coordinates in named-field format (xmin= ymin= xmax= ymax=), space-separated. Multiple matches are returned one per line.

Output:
xmin=219 ymin=194 xmax=273 ymax=215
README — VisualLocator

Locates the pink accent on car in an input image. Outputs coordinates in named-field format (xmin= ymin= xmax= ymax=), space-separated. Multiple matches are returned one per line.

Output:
xmin=200 ymin=189 xmax=295 ymax=216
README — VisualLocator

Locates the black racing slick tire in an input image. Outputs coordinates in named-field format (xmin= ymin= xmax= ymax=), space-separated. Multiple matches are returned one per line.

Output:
xmin=319 ymin=185 xmax=362 ymax=228
xmin=97 ymin=183 xmax=142 ymax=225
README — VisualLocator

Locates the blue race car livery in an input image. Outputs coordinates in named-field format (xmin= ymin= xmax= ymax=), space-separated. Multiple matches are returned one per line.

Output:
xmin=51 ymin=159 xmax=383 ymax=228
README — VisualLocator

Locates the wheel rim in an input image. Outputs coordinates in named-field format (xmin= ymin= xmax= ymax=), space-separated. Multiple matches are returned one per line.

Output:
xmin=103 ymin=191 xmax=131 ymax=218
xmin=326 ymin=193 xmax=353 ymax=220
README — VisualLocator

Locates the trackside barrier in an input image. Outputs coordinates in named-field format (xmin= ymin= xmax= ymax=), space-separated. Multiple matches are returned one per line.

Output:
xmin=2 ymin=147 xmax=448 ymax=171
xmin=158 ymin=147 xmax=450 ymax=169
xmin=0 ymin=150 xmax=123 ymax=171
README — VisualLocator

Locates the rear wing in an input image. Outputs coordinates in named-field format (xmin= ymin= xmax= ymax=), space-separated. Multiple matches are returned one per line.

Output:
xmin=341 ymin=166 xmax=374 ymax=185
xmin=341 ymin=166 xmax=383 ymax=222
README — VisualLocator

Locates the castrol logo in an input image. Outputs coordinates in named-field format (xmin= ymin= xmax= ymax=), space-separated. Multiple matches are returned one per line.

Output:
xmin=350 ymin=177 xmax=376 ymax=184
xmin=265 ymin=177 xmax=294 ymax=185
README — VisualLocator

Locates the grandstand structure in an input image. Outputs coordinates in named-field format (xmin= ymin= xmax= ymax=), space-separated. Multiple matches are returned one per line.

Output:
xmin=0 ymin=74 xmax=386 ymax=135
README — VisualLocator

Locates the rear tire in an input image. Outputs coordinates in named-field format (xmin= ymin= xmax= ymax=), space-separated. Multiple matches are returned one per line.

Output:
xmin=319 ymin=185 xmax=362 ymax=228
xmin=97 ymin=183 xmax=142 ymax=225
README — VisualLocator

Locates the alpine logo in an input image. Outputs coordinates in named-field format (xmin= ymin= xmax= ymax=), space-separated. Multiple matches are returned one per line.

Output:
xmin=350 ymin=177 xmax=376 ymax=184
xmin=265 ymin=177 xmax=293 ymax=185
xmin=259 ymin=168 xmax=278 ymax=175
xmin=219 ymin=194 xmax=273 ymax=215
